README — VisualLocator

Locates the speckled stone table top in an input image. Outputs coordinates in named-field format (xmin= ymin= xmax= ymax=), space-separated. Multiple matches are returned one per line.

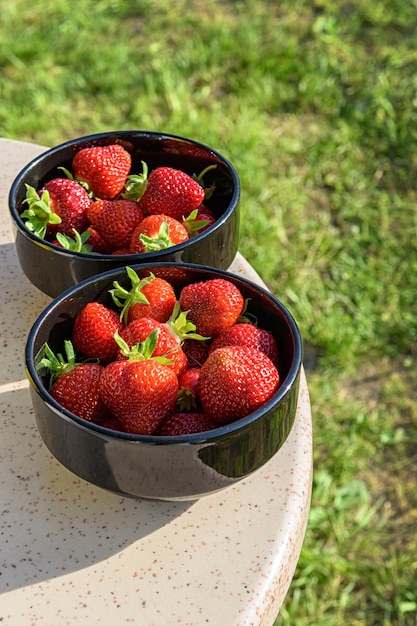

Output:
xmin=0 ymin=138 xmax=312 ymax=626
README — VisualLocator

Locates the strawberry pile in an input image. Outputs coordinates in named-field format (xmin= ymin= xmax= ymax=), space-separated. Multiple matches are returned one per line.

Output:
xmin=38 ymin=268 xmax=282 ymax=437
xmin=21 ymin=143 xmax=217 ymax=254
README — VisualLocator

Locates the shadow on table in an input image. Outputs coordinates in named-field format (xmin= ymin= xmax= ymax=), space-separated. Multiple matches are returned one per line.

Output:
xmin=0 ymin=242 xmax=51 ymax=387
xmin=0 ymin=385 xmax=195 ymax=594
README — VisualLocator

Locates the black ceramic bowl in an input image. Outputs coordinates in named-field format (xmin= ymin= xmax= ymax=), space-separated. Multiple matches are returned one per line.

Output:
xmin=25 ymin=262 xmax=302 ymax=501
xmin=9 ymin=130 xmax=240 ymax=298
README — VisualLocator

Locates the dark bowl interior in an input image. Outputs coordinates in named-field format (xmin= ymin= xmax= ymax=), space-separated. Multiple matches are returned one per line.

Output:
xmin=9 ymin=130 xmax=240 ymax=298
xmin=25 ymin=262 xmax=302 ymax=501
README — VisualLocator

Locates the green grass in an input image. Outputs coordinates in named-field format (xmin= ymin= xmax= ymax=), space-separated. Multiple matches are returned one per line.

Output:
xmin=1 ymin=0 xmax=416 ymax=623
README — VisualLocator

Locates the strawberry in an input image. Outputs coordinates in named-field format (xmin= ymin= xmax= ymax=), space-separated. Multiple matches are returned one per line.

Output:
xmin=116 ymin=300 xmax=207 ymax=376
xmin=116 ymin=317 xmax=188 ymax=377
xmin=100 ymin=417 xmax=126 ymax=432
xmin=144 ymin=265 xmax=190 ymax=285
xmin=176 ymin=367 xmax=202 ymax=411
xmin=139 ymin=166 xmax=205 ymax=220
xmin=126 ymin=275 xmax=176 ymax=323
xmin=86 ymin=198 xmax=103 ymax=224
xmin=102 ymin=360 xmax=178 ymax=434
xmin=99 ymin=331 xmax=178 ymax=434
xmin=84 ymin=226 xmax=110 ymax=253
xmin=209 ymin=323 xmax=279 ymax=365
xmin=129 ymin=214 xmax=189 ymax=253
xmin=21 ymin=179 xmax=92 ymax=239
xmin=156 ymin=412 xmax=217 ymax=436
xmin=72 ymin=143 xmax=132 ymax=200
xmin=112 ymin=248 xmax=132 ymax=255
xmin=72 ymin=302 xmax=124 ymax=364
xmin=96 ymin=359 xmax=126 ymax=419
xmin=182 ymin=339 xmax=209 ymax=367
xmin=88 ymin=198 xmax=145 ymax=251
xmin=110 ymin=268 xmax=176 ymax=325
xmin=179 ymin=278 xmax=244 ymax=338
xmin=199 ymin=346 xmax=280 ymax=424
xmin=51 ymin=363 xmax=108 ymax=422
xmin=38 ymin=341 xmax=108 ymax=423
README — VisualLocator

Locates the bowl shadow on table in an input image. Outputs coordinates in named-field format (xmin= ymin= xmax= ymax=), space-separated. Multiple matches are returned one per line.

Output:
xmin=0 ymin=385 xmax=196 ymax=594
xmin=0 ymin=243 xmax=51 ymax=387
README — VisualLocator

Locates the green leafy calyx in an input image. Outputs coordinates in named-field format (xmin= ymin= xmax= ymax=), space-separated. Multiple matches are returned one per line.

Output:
xmin=167 ymin=302 xmax=210 ymax=342
xmin=55 ymin=228 xmax=94 ymax=253
xmin=123 ymin=161 xmax=148 ymax=202
xmin=110 ymin=267 xmax=154 ymax=324
xmin=193 ymin=164 xmax=217 ymax=199
xmin=139 ymin=220 xmax=174 ymax=251
xmin=20 ymin=184 xmax=61 ymax=239
xmin=35 ymin=340 xmax=78 ymax=388
xmin=113 ymin=328 xmax=173 ymax=364
xmin=182 ymin=209 xmax=209 ymax=236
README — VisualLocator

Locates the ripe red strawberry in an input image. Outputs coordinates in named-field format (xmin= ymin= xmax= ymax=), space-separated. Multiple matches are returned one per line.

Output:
xmin=141 ymin=266 xmax=190 ymax=286
xmin=117 ymin=317 xmax=188 ymax=377
xmin=209 ymin=323 xmax=279 ymax=365
xmin=100 ymin=417 xmax=126 ymax=432
xmin=156 ymin=412 xmax=217 ymax=436
xmin=51 ymin=362 xmax=109 ymax=423
xmin=176 ymin=367 xmax=202 ymax=411
xmin=199 ymin=346 xmax=280 ymax=424
xmin=112 ymin=248 xmax=131 ymax=255
xmin=21 ymin=179 xmax=92 ymax=239
xmin=72 ymin=302 xmax=124 ymax=364
xmin=84 ymin=226 xmax=110 ymax=253
xmin=38 ymin=341 xmax=109 ymax=423
xmin=127 ymin=276 xmax=176 ymax=323
xmin=72 ymin=143 xmax=132 ymax=200
xmin=96 ymin=359 xmax=126 ymax=419
xmin=182 ymin=339 xmax=209 ymax=367
xmin=129 ymin=214 xmax=189 ymax=253
xmin=98 ymin=348 xmax=178 ymax=435
xmin=88 ymin=198 xmax=145 ymax=251
xmin=139 ymin=166 xmax=205 ymax=220
xmin=86 ymin=198 xmax=103 ymax=224
xmin=179 ymin=278 xmax=244 ymax=338
xmin=43 ymin=178 xmax=92 ymax=237
xmin=110 ymin=268 xmax=177 ymax=325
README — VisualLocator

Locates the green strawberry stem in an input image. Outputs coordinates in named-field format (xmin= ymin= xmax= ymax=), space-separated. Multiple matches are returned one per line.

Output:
xmin=176 ymin=387 xmax=198 ymax=412
xmin=113 ymin=328 xmax=173 ymax=364
xmin=20 ymin=184 xmax=62 ymax=239
xmin=182 ymin=209 xmax=209 ymax=236
xmin=167 ymin=302 xmax=210 ymax=342
xmin=193 ymin=164 xmax=217 ymax=200
xmin=55 ymin=228 xmax=94 ymax=253
xmin=110 ymin=267 xmax=154 ymax=324
xmin=139 ymin=220 xmax=175 ymax=251
xmin=237 ymin=298 xmax=258 ymax=325
xmin=122 ymin=160 xmax=148 ymax=202
xmin=57 ymin=166 xmax=75 ymax=180
xmin=36 ymin=340 xmax=78 ymax=388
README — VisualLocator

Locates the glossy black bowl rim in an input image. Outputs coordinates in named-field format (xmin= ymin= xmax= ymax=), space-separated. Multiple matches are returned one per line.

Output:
xmin=9 ymin=130 xmax=241 ymax=260
xmin=25 ymin=262 xmax=302 ymax=445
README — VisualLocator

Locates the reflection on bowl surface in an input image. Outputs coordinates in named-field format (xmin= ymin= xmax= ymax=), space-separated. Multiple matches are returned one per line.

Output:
xmin=25 ymin=262 xmax=302 ymax=501
xmin=9 ymin=131 xmax=240 ymax=298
